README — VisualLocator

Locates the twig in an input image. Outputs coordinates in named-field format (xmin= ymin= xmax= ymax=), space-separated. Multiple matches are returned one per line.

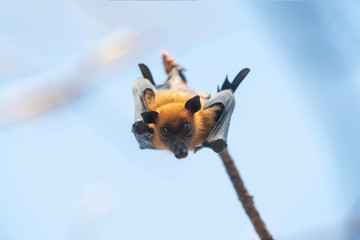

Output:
xmin=219 ymin=150 xmax=274 ymax=240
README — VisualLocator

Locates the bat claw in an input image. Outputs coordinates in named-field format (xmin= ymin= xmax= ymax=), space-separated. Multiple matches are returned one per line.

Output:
xmin=132 ymin=121 xmax=154 ymax=135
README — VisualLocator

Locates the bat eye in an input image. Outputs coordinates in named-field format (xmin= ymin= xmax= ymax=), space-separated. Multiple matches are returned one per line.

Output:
xmin=184 ymin=122 xmax=192 ymax=132
xmin=161 ymin=127 xmax=169 ymax=136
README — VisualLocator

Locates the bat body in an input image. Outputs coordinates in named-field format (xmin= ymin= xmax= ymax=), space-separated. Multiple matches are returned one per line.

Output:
xmin=142 ymin=89 xmax=220 ymax=158
xmin=132 ymin=54 xmax=250 ymax=159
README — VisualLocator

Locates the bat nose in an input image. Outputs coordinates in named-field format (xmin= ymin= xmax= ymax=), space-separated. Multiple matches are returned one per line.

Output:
xmin=174 ymin=149 xmax=188 ymax=159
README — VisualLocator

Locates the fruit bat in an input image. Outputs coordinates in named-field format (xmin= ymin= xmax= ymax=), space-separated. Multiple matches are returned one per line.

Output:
xmin=132 ymin=61 xmax=250 ymax=158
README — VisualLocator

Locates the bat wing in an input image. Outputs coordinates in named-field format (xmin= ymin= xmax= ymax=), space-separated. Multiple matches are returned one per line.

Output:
xmin=138 ymin=63 xmax=155 ymax=85
xmin=132 ymin=66 xmax=248 ymax=153
xmin=194 ymin=89 xmax=235 ymax=153
xmin=132 ymin=77 xmax=157 ymax=149
xmin=198 ymin=68 xmax=250 ymax=153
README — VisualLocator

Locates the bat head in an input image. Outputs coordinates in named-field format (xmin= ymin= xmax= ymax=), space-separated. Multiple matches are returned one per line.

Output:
xmin=141 ymin=95 xmax=201 ymax=159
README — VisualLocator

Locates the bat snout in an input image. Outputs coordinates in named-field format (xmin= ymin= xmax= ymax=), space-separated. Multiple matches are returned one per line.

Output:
xmin=167 ymin=136 xmax=190 ymax=159
xmin=174 ymin=149 xmax=188 ymax=159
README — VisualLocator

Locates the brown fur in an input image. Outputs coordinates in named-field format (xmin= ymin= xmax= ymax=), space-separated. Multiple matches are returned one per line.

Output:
xmin=145 ymin=89 xmax=220 ymax=151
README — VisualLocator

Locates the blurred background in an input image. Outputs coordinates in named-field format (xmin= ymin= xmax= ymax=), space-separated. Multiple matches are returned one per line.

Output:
xmin=1 ymin=0 xmax=360 ymax=239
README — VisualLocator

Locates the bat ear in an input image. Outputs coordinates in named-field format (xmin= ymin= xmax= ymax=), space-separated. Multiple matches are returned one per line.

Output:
xmin=141 ymin=111 xmax=159 ymax=124
xmin=185 ymin=95 xmax=201 ymax=114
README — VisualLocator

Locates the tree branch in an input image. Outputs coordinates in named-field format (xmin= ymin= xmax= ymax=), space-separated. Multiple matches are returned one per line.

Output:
xmin=219 ymin=150 xmax=274 ymax=240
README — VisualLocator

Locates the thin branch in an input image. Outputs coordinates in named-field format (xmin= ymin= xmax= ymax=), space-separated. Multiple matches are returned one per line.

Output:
xmin=219 ymin=150 xmax=274 ymax=240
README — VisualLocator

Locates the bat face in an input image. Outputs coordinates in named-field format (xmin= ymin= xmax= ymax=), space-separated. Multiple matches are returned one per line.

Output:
xmin=141 ymin=95 xmax=201 ymax=159
xmin=157 ymin=119 xmax=193 ymax=159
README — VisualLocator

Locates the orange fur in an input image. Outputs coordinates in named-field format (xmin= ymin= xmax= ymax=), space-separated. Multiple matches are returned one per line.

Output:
xmin=145 ymin=90 xmax=220 ymax=151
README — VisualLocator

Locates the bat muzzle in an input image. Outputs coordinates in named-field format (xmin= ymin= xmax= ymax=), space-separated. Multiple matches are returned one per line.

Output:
xmin=174 ymin=149 xmax=188 ymax=159
xmin=170 ymin=139 xmax=189 ymax=159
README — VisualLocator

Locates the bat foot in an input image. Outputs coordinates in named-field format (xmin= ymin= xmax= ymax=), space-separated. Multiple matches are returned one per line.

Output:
xmin=161 ymin=50 xmax=181 ymax=74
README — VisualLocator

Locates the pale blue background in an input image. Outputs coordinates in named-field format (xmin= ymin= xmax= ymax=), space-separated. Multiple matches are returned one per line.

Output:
xmin=0 ymin=1 xmax=360 ymax=239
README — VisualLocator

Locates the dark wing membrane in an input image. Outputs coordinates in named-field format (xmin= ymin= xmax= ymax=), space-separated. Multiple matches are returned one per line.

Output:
xmin=218 ymin=68 xmax=250 ymax=93
xmin=138 ymin=63 xmax=155 ymax=85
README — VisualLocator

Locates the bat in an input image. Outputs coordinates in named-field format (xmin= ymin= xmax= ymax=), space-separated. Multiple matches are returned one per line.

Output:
xmin=132 ymin=51 xmax=250 ymax=159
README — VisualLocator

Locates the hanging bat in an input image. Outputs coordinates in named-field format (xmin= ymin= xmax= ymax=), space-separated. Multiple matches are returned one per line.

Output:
xmin=132 ymin=51 xmax=250 ymax=159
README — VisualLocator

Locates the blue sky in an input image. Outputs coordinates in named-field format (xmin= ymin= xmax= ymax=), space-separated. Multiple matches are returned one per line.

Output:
xmin=1 ymin=1 xmax=360 ymax=239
